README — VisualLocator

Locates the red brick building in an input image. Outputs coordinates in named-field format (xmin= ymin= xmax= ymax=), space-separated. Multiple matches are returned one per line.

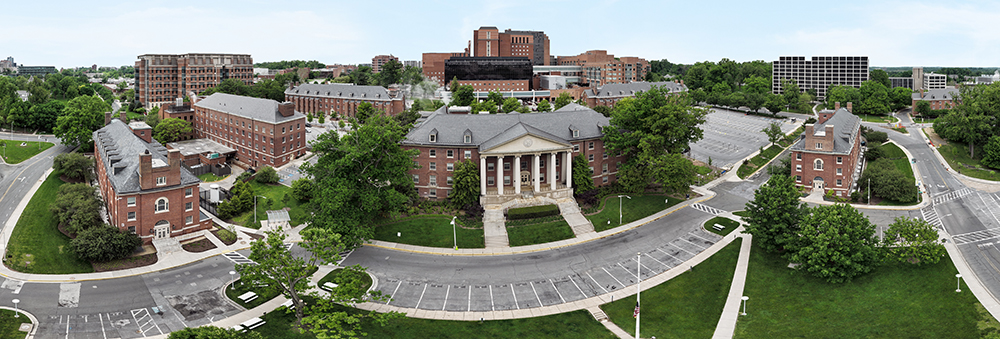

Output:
xmin=372 ymin=54 xmax=399 ymax=73
xmin=423 ymin=52 xmax=470 ymax=87
xmin=135 ymin=53 xmax=253 ymax=110
xmin=94 ymin=119 xmax=210 ymax=244
xmin=403 ymin=103 xmax=623 ymax=203
xmin=284 ymin=83 xmax=406 ymax=118
xmin=555 ymin=50 xmax=649 ymax=86
xmin=790 ymin=107 xmax=863 ymax=197
xmin=911 ymin=88 xmax=959 ymax=113
xmin=193 ymin=93 xmax=308 ymax=169
xmin=583 ymin=81 xmax=688 ymax=108
xmin=473 ymin=27 xmax=550 ymax=66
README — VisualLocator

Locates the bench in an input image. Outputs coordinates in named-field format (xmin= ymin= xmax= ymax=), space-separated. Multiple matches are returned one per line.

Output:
xmin=281 ymin=300 xmax=295 ymax=310
xmin=712 ymin=224 xmax=726 ymax=231
xmin=232 ymin=325 xmax=246 ymax=333
xmin=237 ymin=292 xmax=258 ymax=303
xmin=240 ymin=317 xmax=266 ymax=331
xmin=322 ymin=282 xmax=339 ymax=291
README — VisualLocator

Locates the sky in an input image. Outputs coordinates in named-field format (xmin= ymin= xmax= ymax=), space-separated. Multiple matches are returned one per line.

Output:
xmin=3 ymin=0 xmax=1000 ymax=69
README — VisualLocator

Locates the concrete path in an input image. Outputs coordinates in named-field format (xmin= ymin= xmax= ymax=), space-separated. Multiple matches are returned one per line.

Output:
xmin=712 ymin=232 xmax=752 ymax=339
xmin=483 ymin=208 xmax=509 ymax=248
xmin=559 ymin=200 xmax=595 ymax=235
xmin=588 ymin=306 xmax=634 ymax=339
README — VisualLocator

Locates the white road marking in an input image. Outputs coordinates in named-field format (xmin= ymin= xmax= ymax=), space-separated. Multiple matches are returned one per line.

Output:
xmin=617 ymin=263 xmax=637 ymax=279
xmin=510 ymin=284 xmax=519 ymax=309
xmin=644 ymin=252 xmax=669 ymax=268
xmin=657 ymin=247 xmax=682 ymax=262
xmin=586 ymin=272 xmax=609 ymax=294
xmin=388 ymin=281 xmax=401 ymax=304
xmin=569 ymin=275 xmax=587 ymax=297
xmin=442 ymin=285 xmax=450 ymax=311
xmin=414 ymin=284 xmax=428 ymax=309
xmin=99 ymin=313 xmax=107 ymax=339
xmin=601 ymin=267 xmax=625 ymax=287
xmin=489 ymin=285 xmax=495 ymax=311
xmin=550 ymin=279 xmax=566 ymax=303
xmin=467 ymin=285 xmax=472 ymax=312
xmin=529 ymin=281 xmax=543 ymax=306
xmin=668 ymin=242 xmax=696 ymax=256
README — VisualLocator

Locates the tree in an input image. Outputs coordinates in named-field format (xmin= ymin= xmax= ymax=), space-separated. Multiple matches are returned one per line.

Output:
xmin=27 ymin=100 xmax=63 ymax=132
xmin=487 ymin=91 xmax=504 ymax=104
xmin=915 ymin=100 xmax=931 ymax=116
xmin=202 ymin=78 xmax=251 ymax=97
xmin=743 ymin=75 xmax=770 ymax=94
xmin=256 ymin=166 xmax=279 ymax=184
xmin=934 ymin=82 xmax=1000 ymax=158
xmin=762 ymin=122 xmax=783 ymax=146
xmin=53 ymin=152 xmax=95 ymax=181
xmin=553 ymin=92 xmax=573 ymax=110
xmin=501 ymin=97 xmax=521 ymax=113
xmin=982 ymin=135 xmax=1000 ymax=170
xmin=168 ymin=326 xmax=263 ymax=339
xmin=743 ymin=174 xmax=808 ymax=254
xmin=50 ymin=183 xmax=103 ymax=234
xmin=53 ymin=95 xmax=109 ymax=147
xmin=764 ymin=94 xmax=785 ymax=115
xmin=307 ymin=113 xmax=314 ymax=122
xmin=291 ymin=178 xmax=314 ymax=201
xmin=890 ymin=86 xmax=913 ymax=111
xmin=448 ymin=76 xmax=459 ymax=93
xmin=376 ymin=60 xmax=402 ymax=88
xmin=825 ymin=85 xmax=860 ymax=109
xmin=870 ymin=69 xmax=891 ymax=88
xmin=883 ymin=216 xmax=945 ymax=265
xmin=859 ymin=158 xmax=919 ymax=203
xmin=27 ymin=84 xmax=50 ymax=105
xmin=593 ymin=105 xmax=612 ymax=117
xmin=145 ymin=111 xmax=161 ymax=129
xmin=856 ymin=80 xmax=890 ymax=115
xmin=537 ymin=99 xmax=552 ymax=112
xmin=449 ymin=159 xmax=480 ymax=208
xmin=355 ymin=102 xmax=378 ymax=124
xmin=304 ymin=114 xmax=417 ymax=249
xmin=572 ymin=154 xmax=595 ymax=193
xmin=349 ymin=66 xmax=373 ymax=86
xmin=781 ymin=78 xmax=800 ymax=107
xmin=790 ymin=204 xmax=879 ymax=283
xmin=450 ymin=85 xmax=475 ymax=107
xmin=622 ymin=152 xmax=696 ymax=194
xmin=153 ymin=118 xmax=192 ymax=143
xmin=70 ymin=225 xmax=142 ymax=262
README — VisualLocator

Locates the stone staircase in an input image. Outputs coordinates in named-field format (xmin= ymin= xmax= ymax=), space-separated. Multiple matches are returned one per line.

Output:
xmin=559 ymin=200 xmax=595 ymax=235
xmin=152 ymin=237 xmax=183 ymax=257
xmin=483 ymin=208 xmax=509 ymax=248
xmin=588 ymin=306 xmax=609 ymax=322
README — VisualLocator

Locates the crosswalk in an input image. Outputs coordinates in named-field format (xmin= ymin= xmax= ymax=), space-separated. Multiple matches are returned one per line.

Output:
xmin=921 ymin=206 xmax=944 ymax=230
xmin=223 ymin=252 xmax=255 ymax=265
xmin=933 ymin=187 xmax=974 ymax=204
xmin=952 ymin=228 xmax=1000 ymax=245
xmin=690 ymin=203 xmax=724 ymax=216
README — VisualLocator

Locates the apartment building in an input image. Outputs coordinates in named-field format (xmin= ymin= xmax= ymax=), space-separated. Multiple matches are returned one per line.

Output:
xmin=372 ymin=54 xmax=399 ymax=73
xmin=284 ymin=83 xmax=406 ymax=118
xmin=923 ymin=72 xmax=947 ymax=90
xmin=555 ymin=50 xmax=650 ymax=86
xmin=771 ymin=56 xmax=869 ymax=99
xmin=135 ymin=53 xmax=254 ymax=109
xmin=192 ymin=93 xmax=307 ymax=169
xmin=472 ymin=26 xmax=551 ymax=66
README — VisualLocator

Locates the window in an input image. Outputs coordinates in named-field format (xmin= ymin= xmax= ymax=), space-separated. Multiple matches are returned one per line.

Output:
xmin=155 ymin=198 xmax=169 ymax=212
xmin=814 ymin=159 xmax=823 ymax=170
xmin=796 ymin=153 xmax=801 ymax=160
xmin=429 ymin=162 xmax=436 ymax=170
xmin=128 ymin=226 xmax=136 ymax=233
xmin=156 ymin=177 xmax=166 ymax=185
xmin=185 ymin=188 xmax=193 ymax=197
xmin=185 ymin=202 xmax=193 ymax=211
xmin=588 ymin=154 xmax=594 ymax=162
xmin=429 ymin=175 xmax=437 ymax=186
xmin=488 ymin=176 xmax=495 ymax=185
xmin=602 ymin=163 xmax=608 ymax=174
xmin=127 ymin=211 xmax=136 ymax=221
xmin=540 ymin=173 xmax=545 ymax=182
xmin=603 ymin=152 xmax=608 ymax=159
xmin=412 ymin=174 xmax=419 ymax=184
xmin=837 ymin=156 xmax=843 ymax=164
xmin=504 ymin=176 xmax=511 ymax=185
xmin=504 ymin=162 xmax=511 ymax=170
xmin=447 ymin=150 xmax=454 ymax=158
xmin=795 ymin=175 xmax=802 ymax=182
xmin=572 ymin=130 xmax=579 ymax=138
xmin=589 ymin=166 xmax=595 ymax=174
xmin=816 ymin=143 xmax=823 ymax=149
xmin=520 ymin=161 xmax=527 ymax=170
xmin=573 ymin=144 xmax=580 ymax=152
xmin=464 ymin=135 xmax=471 ymax=143
xmin=447 ymin=163 xmax=454 ymax=171
xmin=464 ymin=150 xmax=472 ymax=159
xmin=603 ymin=176 xmax=609 ymax=183
xmin=589 ymin=142 xmax=594 ymax=150
xmin=796 ymin=164 xmax=802 ymax=172
xmin=429 ymin=134 xmax=437 ymax=142
xmin=429 ymin=189 xmax=437 ymax=198
xmin=836 ymin=179 xmax=843 ymax=186
xmin=430 ymin=149 xmax=436 ymax=157
xmin=186 ymin=215 xmax=193 ymax=224
xmin=413 ymin=160 xmax=419 ymax=168
xmin=127 ymin=197 xmax=136 ymax=207
xmin=488 ymin=162 xmax=495 ymax=171
xmin=540 ymin=159 xmax=545 ymax=168
xmin=837 ymin=168 xmax=843 ymax=175
xmin=446 ymin=176 xmax=453 ymax=185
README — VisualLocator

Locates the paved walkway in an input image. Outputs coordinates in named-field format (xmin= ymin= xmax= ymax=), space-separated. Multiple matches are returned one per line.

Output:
xmin=559 ymin=200 xmax=594 ymax=235
xmin=712 ymin=232 xmax=752 ymax=339
xmin=483 ymin=208 xmax=508 ymax=248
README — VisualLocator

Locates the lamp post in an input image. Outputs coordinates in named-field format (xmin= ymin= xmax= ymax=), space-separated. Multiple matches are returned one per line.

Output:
xmin=618 ymin=195 xmax=631 ymax=225
xmin=451 ymin=216 xmax=457 ymax=250
xmin=12 ymin=299 xmax=19 ymax=318
xmin=741 ymin=296 xmax=749 ymax=315
xmin=254 ymin=195 xmax=266 ymax=227
xmin=956 ymin=274 xmax=963 ymax=292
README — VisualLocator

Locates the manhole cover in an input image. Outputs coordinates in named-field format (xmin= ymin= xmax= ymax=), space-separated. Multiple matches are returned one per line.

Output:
xmin=18 ymin=323 xmax=31 ymax=332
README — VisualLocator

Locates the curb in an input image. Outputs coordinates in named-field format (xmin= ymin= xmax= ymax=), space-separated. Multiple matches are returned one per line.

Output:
xmin=0 ymin=306 xmax=37 ymax=339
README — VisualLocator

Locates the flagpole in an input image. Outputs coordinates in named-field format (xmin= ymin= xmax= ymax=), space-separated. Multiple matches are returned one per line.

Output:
xmin=636 ymin=252 xmax=641 ymax=339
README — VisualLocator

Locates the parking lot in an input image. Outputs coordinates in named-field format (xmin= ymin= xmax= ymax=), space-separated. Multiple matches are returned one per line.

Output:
xmin=689 ymin=108 xmax=799 ymax=169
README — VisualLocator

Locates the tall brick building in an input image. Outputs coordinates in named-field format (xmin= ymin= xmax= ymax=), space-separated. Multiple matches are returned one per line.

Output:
xmin=371 ymin=54 xmax=399 ymax=73
xmin=790 ymin=107 xmax=862 ymax=197
xmin=284 ymin=83 xmax=406 ymax=118
xmin=403 ymin=103 xmax=623 ymax=203
xmin=135 ymin=53 xmax=254 ymax=109
xmin=193 ymin=93 xmax=308 ymax=169
xmin=94 ymin=119 xmax=210 ymax=244
xmin=472 ymin=26 xmax=550 ymax=66
xmin=555 ymin=50 xmax=650 ymax=86
xmin=423 ymin=52 xmax=470 ymax=87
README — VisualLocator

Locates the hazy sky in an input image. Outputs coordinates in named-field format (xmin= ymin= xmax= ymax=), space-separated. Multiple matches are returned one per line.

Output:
xmin=3 ymin=0 xmax=999 ymax=69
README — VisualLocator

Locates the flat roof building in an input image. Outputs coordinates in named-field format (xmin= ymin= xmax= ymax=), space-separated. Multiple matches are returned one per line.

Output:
xmin=772 ymin=56 xmax=869 ymax=99
xmin=135 ymin=53 xmax=254 ymax=109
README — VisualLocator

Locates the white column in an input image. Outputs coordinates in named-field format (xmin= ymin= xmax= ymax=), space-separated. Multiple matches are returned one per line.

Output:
xmin=480 ymin=156 xmax=487 ymax=196
xmin=533 ymin=153 xmax=541 ymax=192
xmin=496 ymin=156 xmax=504 ymax=195
xmin=550 ymin=153 xmax=556 ymax=190
xmin=514 ymin=155 xmax=521 ymax=194
xmin=565 ymin=151 xmax=573 ymax=189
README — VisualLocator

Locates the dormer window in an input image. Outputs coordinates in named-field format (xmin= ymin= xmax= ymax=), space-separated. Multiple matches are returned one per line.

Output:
xmin=429 ymin=128 xmax=438 ymax=143
xmin=464 ymin=135 xmax=471 ymax=143
xmin=569 ymin=125 xmax=580 ymax=138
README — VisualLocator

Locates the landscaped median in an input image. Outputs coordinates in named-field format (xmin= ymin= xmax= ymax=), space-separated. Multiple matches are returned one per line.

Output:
xmin=736 ymin=145 xmax=783 ymax=179
xmin=372 ymin=215 xmax=484 ymax=248
xmin=936 ymin=140 xmax=1000 ymax=181
xmin=0 ymin=139 xmax=54 ymax=164
xmin=587 ymin=194 xmax=683 ymax=232
xmin=0 ymin=309 xmax=32 ymax=337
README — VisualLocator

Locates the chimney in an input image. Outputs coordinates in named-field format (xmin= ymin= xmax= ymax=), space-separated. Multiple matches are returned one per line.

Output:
xmin=139 ymin=150 xmax=153 ymax=189
xmin=120 ymin=111 xmax=127 ymax=123
xmin=834 ymin=102 xmax=841 ymax=110
xmin=846 ymin=102 xmax=853 ymax=112
xmin=278 ymin=102 xmax=295 ymax=117
xmin=168 ymin=149 xmax=181 ymax=171
xmin=105 ymin=111 xmax=112 ymax=126
xmin=920 ymin=89 xmax=925 ymax=98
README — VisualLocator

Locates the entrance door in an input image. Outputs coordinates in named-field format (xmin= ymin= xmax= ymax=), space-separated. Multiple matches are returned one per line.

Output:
xmin=520 ymin=171 xmax=531 ymax=187
xmin=813 ymin=177 xmax=824 ymax=190
xmin=154 ymin=220 xmax=170 ymax=239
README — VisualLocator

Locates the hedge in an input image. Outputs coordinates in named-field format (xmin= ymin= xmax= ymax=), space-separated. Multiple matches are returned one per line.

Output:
xmin=507 ymin=204 xmax=560 ymax=220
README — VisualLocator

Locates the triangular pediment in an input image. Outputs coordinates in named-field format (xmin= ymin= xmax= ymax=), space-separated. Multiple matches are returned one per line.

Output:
xmin=481 ymin=133 xmax=570 ymax=154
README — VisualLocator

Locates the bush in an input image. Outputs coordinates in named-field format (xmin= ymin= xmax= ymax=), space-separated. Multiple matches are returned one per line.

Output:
xmin=864 ymin=130 xmax=888 ymax=144
xmin=53 ymin=153 xmax=94 ymax=182
xmin=49 ymin=183 xmax=103 ymax=234
xmin=235 ymin=170 xmax=254 ymax=183
xmin=575 ymin=188 xmax=600 ymax=207
xmin=865 ymin=144 xmax=884 ymax=161
xmin=291 ymin=178 xmax=314 ymax=201
xmin=255 ymin=166 xmax=279 ymax=184
xmin=463 ymin=202 xmax=484 ymax=220
xmin=70 ymin=225 xmax=142 ymax=262
xmin=507 ymin=204 xmax=560 ymax=220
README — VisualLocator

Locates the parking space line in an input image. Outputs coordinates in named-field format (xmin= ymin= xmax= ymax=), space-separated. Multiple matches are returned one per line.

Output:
xmin=601 ymin=267 xmax=625 ymax=287
xmin=467 ymin=285 xmax=472 ymax=312
xmin=550 ymin=279 xmax=566 ymax=304
xmin=644 ymin=252 xmax=669 ymax=268
xmin=617 ymin=263 xmax=637 ymax=279
xmin=388 ymin=281 xmax=401 ymax=304
xmin=640 ymin=263 xmax=654 ymax=276
xmin=668 ymin=242 xmax=696 ymax=256
xmin=442 ymin=285 xmax=450 ymax=311
xmin=678 ymin=237 xmax=707 ymax=250
xmin=657 ymin=247 xmax=682 ymax=261
xmin=414 ymin=284 xmax=428 ymax=309
xmin=489 ymin=285 xmax=495 ymax=311
xmin=530 ymin=281 xmax=543 ymax=306
xmin=510 ymin=284 xmax=519 ymax=309
xmin=688 ymin=232 xmax=714 ymax=244
xmin=99 ymin=313 xmax=107 ymax=339
xmin=586 ymin=272 xmax=609 ymax=294
xmin=569 ymin=275 xmax=587 ymax=297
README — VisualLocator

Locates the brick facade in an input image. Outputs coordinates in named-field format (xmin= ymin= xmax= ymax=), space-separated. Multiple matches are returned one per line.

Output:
xmin=789 ymin=109 xmax=862 ymax=197
xmin=555 ymin=50 xmax=649 ymax=86
xmin=284 ymin=83 xmax=406 ymax=119
xmin=193 ymin=94 xmax=307 ymax=169
xmin=135 ymin=53 xmax=253 ymax=109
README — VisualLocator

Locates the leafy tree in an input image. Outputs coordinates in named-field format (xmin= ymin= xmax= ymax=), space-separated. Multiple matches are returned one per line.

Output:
xmin=202 ymin=78 xmax=251 ymax=97
xmin=53 ymin=152 xmax=95 ymax=181
xmin=620 ymin=152 xmax=696 ymax=194
xmin=825 ymin=85 xmax=860 ymax=109
xmin=217 ymin=180 xmax=253 ymax=219
xmin=553 ymin=92 xmax=573 ymax=110
xmin=890 ymin=86 xmax=913 ymax=110
xmin=53 ymin=95 xmax=110 ymax=147
xmin=743 ymin=174 xmax=808 ymax=253
xmin=307 ymin=113 xmax=314 ymax=122
xmin=592 ymin=105 xmax=611 ymax=117
xmin=856 ymin=80 xmax=890 ymax=115
xmin=743 ymin=75 xmax=770 ymax=94
xmin=256 ymin=166 xmax=279 ymax=184
xmin=501 ymin=97 xmax=521 ymax=113
xmin=349 ymin=66 xmax=373 ymax=86
xmin=145 ymin=111 xmax=161 ymax=129
xmin=451 ymin=85 xmax=475 ymax=107
xmin=781 ymin=78 xmax=800 ymax=107
xmin=934 ymin=82 xmax=1000 ymax=158
xmin=449 ymin=159 xmax=480 ymax=208
xmin=448 ymin=76 xmax=459 ymax=93
xmin=291 ymin=178 xmax=314 ymax=201
xmin=50 ymin=183 xmax=103 ymax=234
xmin=863 ymin=129 xmax=888 ymax=144
xmin=355 ymin=102 xmax=378 ymax=124
xmin=70 ymin=225 xmax=142 ymax=262
xmin=304 ymin=114 xmax=417 ymax=249
xmin=168 ymin=326 xmax=263 ymax=339
xmin=301 ymin=264 xmax=401 ymax=338
xmin=153 ymin=118 xmax=193 ymax=143
xmin=790 ymin=204 xmax=879 ymax=283
xmin=762 ymin=122 xmax=783 ymax=146
xmin=859 ymin=158 xmax=918 ymax=203
xmin=249 ymin=78 xmax=288 ymax=102
xmin=28 ymin=84 xmax=50 ymax=105
xmin=572 ymin=154 xmax=595 ymax=193
xmin=982 ymin=135 xmax=1000 ymax=170
xmin=870 ymin=69 xmax=891 ymax=88
xmin=27 ymin=100 xmax=63 ymax=132
xmin=487 ymin=91 xmax=504 ymax=104
xmin=915 ymin=100 xmax=931 ymax=116
xmin=376 ymin=59 xmax=402 ymax=87
xmin=883 ymin=216 xmax=945 ymax=265
xmin=764 ymin=93 xmax=785 ymax=114
xmin=537 ymin=99 xmax=552 ymax=112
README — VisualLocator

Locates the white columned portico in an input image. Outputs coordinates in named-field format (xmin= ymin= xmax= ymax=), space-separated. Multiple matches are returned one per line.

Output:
xmin=549 ymin=153 xmax=556 ymax=190
xmin=564 ymin=152 xmax=572 ymax=189
xmin=514 ymin=155 xmax=521 ymax=194
xmin=496 ymin=156 xmax=503 ymax=195
xmin=533 ymin=153 xmax=540 ymax=192
xmin=480 ymin=156 xmax=487 ymax=196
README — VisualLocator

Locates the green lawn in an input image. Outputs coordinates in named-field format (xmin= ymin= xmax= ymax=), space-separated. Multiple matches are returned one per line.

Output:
xmin=257 ymin=302 xmax=614 ymax=339
xmin=695 ymin=165 xmax=713 ymax=175
xmin=737 ymin=145 xmax=783 ymax=179
xmin=507 ymin=219 xmax=575 ymax=247
xmin=938 ymin=142 xmax=1000 ymax=181
xmin=602 ymin=238 xmax=742 ymax=339
xmin=704 ymin=216 xmax=740 ymax=236
xmin=732 ymin=210 xmax=749 ymax=218
xmin=0 ymin=139 xmax=54 ymax=164
xmin=588 ymin=195 xmax=683 ymax=232
xmin=226 ymin=278 xmax=282 ymax=309
xmin=880 ymin=143 xmax=914 ymax=182
xmin=5 ymin=171 xmax=94 ymax=274
xmin=231 ymin=181 xmax=310 ymax=229
xmin=734 ymin=245 xmax=987 ymax=338
xmin=318 ymin=268 xmax=373 ymax=299
xmin=859 ymin=114 xmax=896 ymax=123
xmin=372 ymin=215 xmax=484 ymax=248
xmin=0 ymin=309 xmax=31 ymax=339
xmin=197 ymin=172 xmax=228 ymax=182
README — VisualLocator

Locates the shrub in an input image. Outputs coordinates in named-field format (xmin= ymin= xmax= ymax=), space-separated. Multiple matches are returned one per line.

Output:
xmin=864 ymin=130 xmax=888 ymax=144
xmin=463 ymin=202 xmax=484 ymax=220
xmin=53 ymin=152 xmax=94 ymax=182
xmin=70 ymin=225 xmax=142 ymax=262
xmin=235 ymin=170 xmax=254 ymax=183
xmin=575 ymin=188 xmax=600 ymax=207
xmin=255 ymin=166 xmax=279 ymax=184
xmin=507 ymin=204 xmax=560 ymax=220
xmin=49 ymin=183 xmax=102 ymax=234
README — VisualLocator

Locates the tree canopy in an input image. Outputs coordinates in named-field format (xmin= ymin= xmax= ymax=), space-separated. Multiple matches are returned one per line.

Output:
xmin=449 ymin=159 xmax=480 ymax=208
xmin=743 ymin=174 xmax=807 ymax=253
xmin=934 ymin=82 xmax=1000 ymax=158
xmin=153 ymin=118 xmax=193 ymax=143
xmin=54 ymin=95 xmax=110 ymax=147
xmin=451 ymin=85 xmax=475 ymax=107
xmin=790 ymin=203 xmax=879 ymax=283
xmin=883 ymin=216 xmax=945 ymax=266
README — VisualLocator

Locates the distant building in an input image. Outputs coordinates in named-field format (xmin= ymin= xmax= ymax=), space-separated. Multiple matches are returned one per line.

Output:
xmin=889 ymin=77 xmax=914 ymax=89
xmin=422 ymin=52 xmax=470 ymax=87
xmin=404 ymin=60 xmax=422 ymax=69
xmin=444 ymin=57 xmax=533 ymax=92
xmin=912 ymin=88 xmax=959 ymax=113
xmin=913 ymin=67 xmax=925 ymax=90
xmin=15 ymin=90 xmax=28 ymax=102
xmin=193 ymin=93 xmax=308 ymax=169
xmin=923 ymin=72 xmax=947 ymax=90
xmin=16 ymin=66 xmax=58 ymax=77
xmin=284 ymin=83 xmax=406 ymax=118
xmin=789 ymin=106 xmax=863 ymax=198
xmin=771 ymin=56 xmax=869 ymax=99
xmin=555 ymin=50 xmax=649 ymax=86
xmin=135 ymin=54 xmax=254 ymax=110
xmin=582 ymin=81 xmax=688 ymax=108
xmin=472 ymin=26 xmax=551 ymax=66
xmin=372 ymin=55 xmax=399 ymax=73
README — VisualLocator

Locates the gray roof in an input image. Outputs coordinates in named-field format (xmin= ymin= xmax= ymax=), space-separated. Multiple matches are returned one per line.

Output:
xmin=15 ymin=90 xmax=28 ymax=102
xmin=404 ymin=107 xmax=610 ymax=152
xmin=791 ymin=108 xmax=861 ymax=155
xmin=94 ymin=119 xmax=200 ymax=194
xmin=586 ymin=81 xmax=688 ymax=98
xmin=285 ymin=83 xmax=397 ymax=101
xmin=194 ymin=93 xmax=305 ymax=124
xmin=912 ymin=88 xmax=959 ymax=101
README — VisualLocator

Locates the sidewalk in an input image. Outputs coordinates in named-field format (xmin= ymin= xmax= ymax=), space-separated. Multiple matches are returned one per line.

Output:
xmin=712 ymin=232 xmax=752 ymax=339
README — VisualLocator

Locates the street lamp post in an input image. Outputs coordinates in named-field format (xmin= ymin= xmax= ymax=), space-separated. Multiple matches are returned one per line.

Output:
xmin=741 ymin=296 xmax=749 ymax=315
xmin=229 ymin=270 xmax=236 ymax=288
xmin=12 ymin=299 xmax=19 ymax=318
xmin=619 ymin=195 xmax=631 ymax=225
xmin=254 ymin=195 xmax=266 ymax=227
xmin=956 ymin=274 xmax=963 ymax=292
xmin=451 ymin=216 xmax=457 ymax=250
